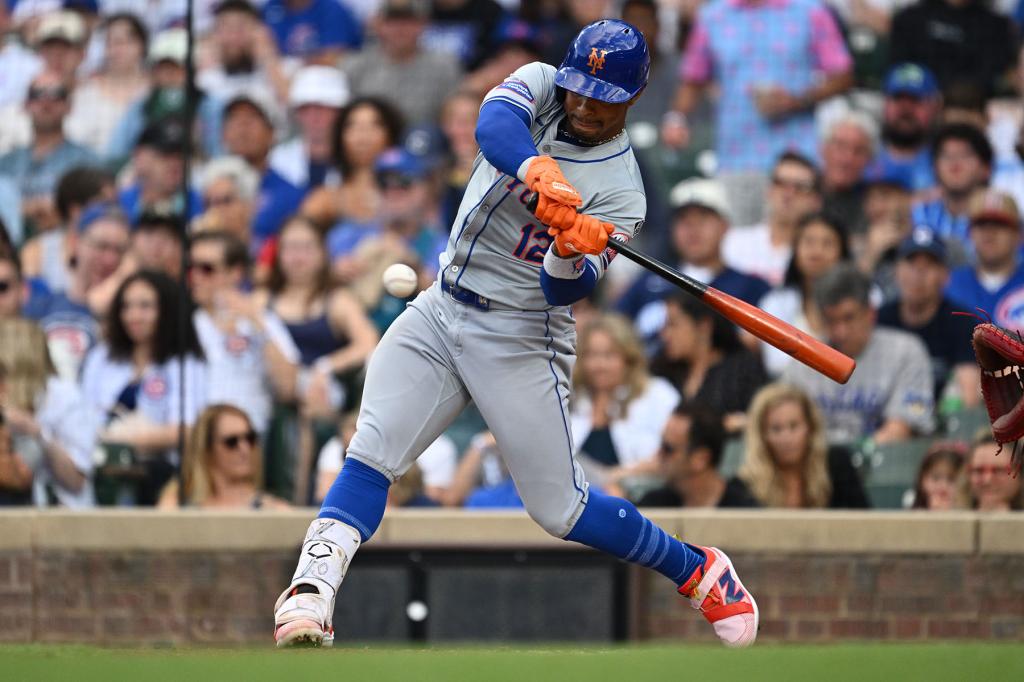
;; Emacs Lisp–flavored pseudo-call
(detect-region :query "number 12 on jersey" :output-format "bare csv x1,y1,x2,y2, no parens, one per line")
511,223,552,265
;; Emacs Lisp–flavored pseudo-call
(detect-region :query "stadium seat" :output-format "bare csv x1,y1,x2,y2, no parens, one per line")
941,406,990,443
718,437,745,478
857,438,931,509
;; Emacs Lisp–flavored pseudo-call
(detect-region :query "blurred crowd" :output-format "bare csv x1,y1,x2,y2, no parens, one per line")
0,0,1022,514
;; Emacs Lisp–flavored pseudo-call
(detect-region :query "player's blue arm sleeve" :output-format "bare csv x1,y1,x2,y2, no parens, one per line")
540,252,598,306
475,100,539,179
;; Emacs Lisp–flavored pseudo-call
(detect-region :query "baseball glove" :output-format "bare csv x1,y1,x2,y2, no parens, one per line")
972,322,1024,473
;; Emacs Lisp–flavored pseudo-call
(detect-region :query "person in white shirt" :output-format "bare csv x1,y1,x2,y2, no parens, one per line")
80,270,207,505
188,229,300,434
722,152,824,286
569,313,680,495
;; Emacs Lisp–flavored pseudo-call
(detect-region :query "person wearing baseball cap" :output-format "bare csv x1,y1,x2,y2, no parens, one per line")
33,10,86,83
878,228,980,406
865,63,941,193
341,0,461,128
117,118,203,224
616,177,769,350
201,1,289,109
268,66,349,191
947,190,1024,331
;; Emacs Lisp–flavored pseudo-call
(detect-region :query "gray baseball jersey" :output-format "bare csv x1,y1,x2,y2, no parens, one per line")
440,61,646,310
344,61,649,537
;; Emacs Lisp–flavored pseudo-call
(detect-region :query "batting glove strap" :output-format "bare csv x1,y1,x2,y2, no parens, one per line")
543,245,586,279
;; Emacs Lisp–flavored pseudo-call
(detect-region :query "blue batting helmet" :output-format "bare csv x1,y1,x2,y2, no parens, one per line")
554,19,650,104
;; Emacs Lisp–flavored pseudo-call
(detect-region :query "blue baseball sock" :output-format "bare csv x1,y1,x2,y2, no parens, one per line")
317,458,391,542
565,489,705,586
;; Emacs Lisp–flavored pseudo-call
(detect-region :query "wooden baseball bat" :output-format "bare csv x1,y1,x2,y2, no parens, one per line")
527,195,855,384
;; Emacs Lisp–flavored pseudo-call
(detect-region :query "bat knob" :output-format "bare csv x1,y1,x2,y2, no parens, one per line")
526,192,539,214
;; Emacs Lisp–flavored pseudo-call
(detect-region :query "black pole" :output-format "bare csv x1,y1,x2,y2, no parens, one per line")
177,0,197,507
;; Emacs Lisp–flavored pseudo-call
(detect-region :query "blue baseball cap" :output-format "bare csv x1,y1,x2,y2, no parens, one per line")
897,227,948,265
864,160,913,192
884,63,939,99
76,202,128,234
374,147,427,182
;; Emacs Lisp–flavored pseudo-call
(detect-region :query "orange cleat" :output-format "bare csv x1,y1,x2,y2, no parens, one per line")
677,545,759,647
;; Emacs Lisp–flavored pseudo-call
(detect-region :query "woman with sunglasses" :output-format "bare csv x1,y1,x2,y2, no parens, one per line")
80,270,206,505
158,404,288,509
967,430,1024,511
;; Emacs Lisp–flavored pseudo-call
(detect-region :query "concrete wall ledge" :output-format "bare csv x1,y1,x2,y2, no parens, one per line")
0,509,1020,554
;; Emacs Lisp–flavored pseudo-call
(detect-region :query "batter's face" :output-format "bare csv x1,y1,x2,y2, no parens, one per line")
562,90,639,144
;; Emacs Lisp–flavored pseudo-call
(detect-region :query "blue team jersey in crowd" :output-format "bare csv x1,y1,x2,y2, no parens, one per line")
946,263,1024,331
251,168,308,245
263,0,362,58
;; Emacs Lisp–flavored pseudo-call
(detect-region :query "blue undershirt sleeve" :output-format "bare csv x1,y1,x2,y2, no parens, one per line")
475,99,539,179
540,259,598,306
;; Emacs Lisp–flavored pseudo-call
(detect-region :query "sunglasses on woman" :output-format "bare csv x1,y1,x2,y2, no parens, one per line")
220,430,258,450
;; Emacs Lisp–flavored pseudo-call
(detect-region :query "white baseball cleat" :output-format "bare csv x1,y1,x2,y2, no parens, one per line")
273,518,361,648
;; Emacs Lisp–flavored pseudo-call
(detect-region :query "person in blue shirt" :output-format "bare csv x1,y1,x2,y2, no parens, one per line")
262,0,362,64
946,189,1024,331
221,92,308,250
615,178,769,352
117,118,204,224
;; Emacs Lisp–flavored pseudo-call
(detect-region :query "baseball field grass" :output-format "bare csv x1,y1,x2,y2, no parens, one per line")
5,642,1024,682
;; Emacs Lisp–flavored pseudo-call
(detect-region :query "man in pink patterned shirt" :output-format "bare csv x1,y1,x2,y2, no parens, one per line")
662,0,852,225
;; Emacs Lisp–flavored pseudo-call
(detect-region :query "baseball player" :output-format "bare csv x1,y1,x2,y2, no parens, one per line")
273,19,758,648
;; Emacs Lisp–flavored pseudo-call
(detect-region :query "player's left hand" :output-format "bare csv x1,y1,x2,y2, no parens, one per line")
533,194,578,232
548,214,613,256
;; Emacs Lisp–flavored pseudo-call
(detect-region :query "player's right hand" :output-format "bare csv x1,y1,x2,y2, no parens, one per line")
524,156,582,209
548,214,613,256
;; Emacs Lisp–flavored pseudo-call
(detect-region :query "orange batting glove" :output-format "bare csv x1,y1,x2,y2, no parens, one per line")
524,156,582,210
533,193,579,232
549,214,613,256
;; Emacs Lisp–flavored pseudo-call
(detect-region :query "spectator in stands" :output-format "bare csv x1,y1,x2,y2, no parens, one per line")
637,401,759,508
301,97,404,229
437,89,480,231
617,178,769,349
820,112,878,234
0,318,99,507
131,209,184,280
118,118,202,223
19,165,113,293
193,156,260,245
867,64,942,193
23,203,130,381
221,91,306,248
877,230,980,407
107,28,222,162
158,403,289,509
738,383,869,509
0,251,24,320
269,66,349,192
784,264,935,444
0,70,96,235
443,431,523,509
662,0,852,225
262,0,362,65
760,212,852,376
890,0,1016,98
569,314,680,493
722,152,823,286
80,270,206,505
65,13,148,156
911,123,993,250
255,216,378,416
423,0,507,70
189,230,299,435
199,0,290,104
968,431,1023,511
653,294,767,432
912,441,967,510
0,361,32,505
0,6,42,109
946,190,1024,331
32,11,87,85
618,0,673,128
856,164,915,297
344,0,461,128
459,16,542,96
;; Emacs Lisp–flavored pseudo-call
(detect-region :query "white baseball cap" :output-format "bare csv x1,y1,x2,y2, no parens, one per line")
289,66,350,109
149,28,188,65
34,10,86,46
669,177,733,223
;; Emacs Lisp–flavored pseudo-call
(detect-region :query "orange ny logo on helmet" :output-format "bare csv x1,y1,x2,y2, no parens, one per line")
587,47,608,75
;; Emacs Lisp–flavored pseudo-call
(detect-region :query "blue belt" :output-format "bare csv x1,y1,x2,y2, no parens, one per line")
441,279,490,311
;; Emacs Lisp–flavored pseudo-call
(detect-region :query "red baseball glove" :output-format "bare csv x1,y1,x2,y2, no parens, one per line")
972,322,1024,473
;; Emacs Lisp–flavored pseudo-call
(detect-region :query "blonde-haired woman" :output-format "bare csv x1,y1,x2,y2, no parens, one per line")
570,314,680,492
738,383,868,509
0,318,100,507
158,404,288,509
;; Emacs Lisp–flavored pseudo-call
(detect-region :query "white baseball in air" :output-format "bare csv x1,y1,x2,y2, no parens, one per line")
382,263,418,298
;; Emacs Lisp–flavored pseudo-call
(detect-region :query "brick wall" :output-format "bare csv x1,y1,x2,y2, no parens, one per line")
0,510,1021,645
